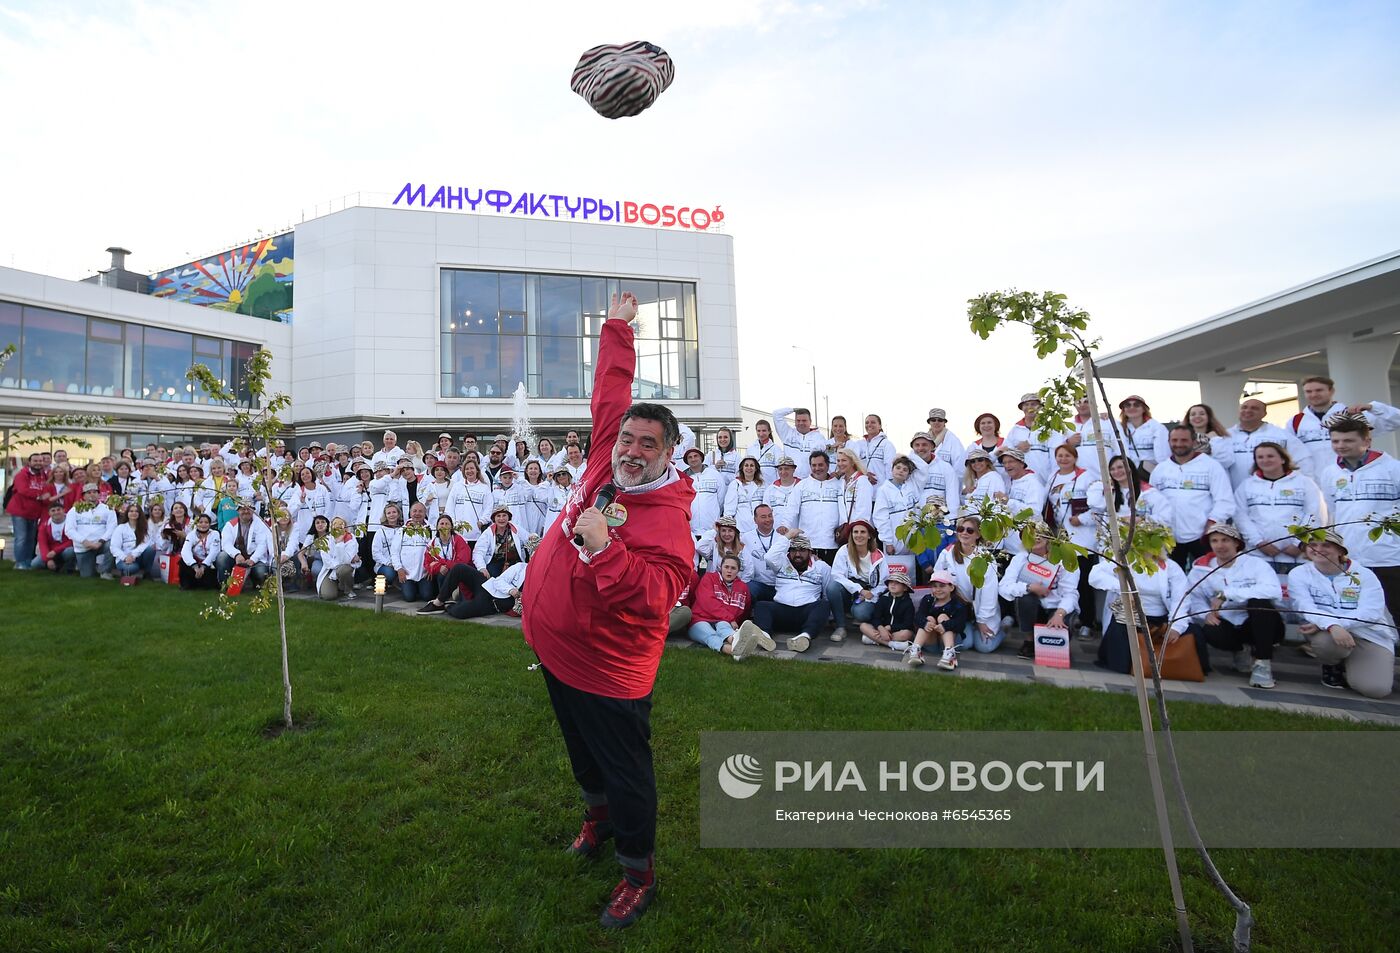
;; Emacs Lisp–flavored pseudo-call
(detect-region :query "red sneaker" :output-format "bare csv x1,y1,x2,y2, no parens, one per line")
599,875,656,929
567,818,613,858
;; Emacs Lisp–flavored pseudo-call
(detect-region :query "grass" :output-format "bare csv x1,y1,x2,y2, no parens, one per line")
1,564,1396,953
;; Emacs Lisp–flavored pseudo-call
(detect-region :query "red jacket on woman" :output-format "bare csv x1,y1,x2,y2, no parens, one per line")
687,572,752,626
423,532,473,595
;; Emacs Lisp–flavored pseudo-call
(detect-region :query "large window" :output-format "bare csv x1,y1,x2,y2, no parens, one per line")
0,300,259,405
440,269,700,400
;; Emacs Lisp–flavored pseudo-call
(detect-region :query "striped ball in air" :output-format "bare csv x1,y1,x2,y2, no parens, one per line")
571,41,675,119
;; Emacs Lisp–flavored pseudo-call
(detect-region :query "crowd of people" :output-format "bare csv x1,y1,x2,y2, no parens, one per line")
5,374,1397,698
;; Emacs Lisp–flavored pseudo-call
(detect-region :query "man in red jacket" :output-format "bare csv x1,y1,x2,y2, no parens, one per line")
6,452,53,570
523,291,695,930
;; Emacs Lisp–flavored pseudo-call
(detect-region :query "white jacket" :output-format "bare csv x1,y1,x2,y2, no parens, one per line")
762,479,803,521
446,480,494,540
317,534,361,590
723,479,767,536
783,476,843,549
1044,468,1104,550
181,528,222,567
1089,558,1189,635
482,560,529,599
65,504,117,546
772,408,828,479
368,475,410,531
337,479,375,530
1184,553,1283,627
693,530,756,582
1288,560,1396,650
372,525,402,568
708,447,741,495
220,518,273,564
1001,471,1051,553
1222,422,1309,487
1149,453,1236,543
289,484,332,539
873,478,921,553
1233,471,1325,565
764,533,832,608
1320,451,1400,568
131,475,174,513
829,545,889,598
391,524,433,581
1288,400,1400,478
473,524,531,572
110,524,155,563
927,430,964,469
1066,415,1113,480
909,453,962,515
370,446,405,470
1098,481,1176,530
999,552,1081,615
1120,418,1170,471
963,470,1005,514
684,466,725,534
741,529,781,586
1004,420,1067,480
745,439,784,484
851,433,896,483
932,547,1000,630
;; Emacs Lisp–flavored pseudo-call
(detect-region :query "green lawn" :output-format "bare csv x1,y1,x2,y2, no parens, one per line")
1,565,1395,953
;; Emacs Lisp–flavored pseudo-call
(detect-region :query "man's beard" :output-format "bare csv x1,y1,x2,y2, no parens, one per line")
612,447,669,488
789,555,811,571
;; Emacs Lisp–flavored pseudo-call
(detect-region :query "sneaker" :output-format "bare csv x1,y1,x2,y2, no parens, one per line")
417,601,446,614
830,626,847,643
736,620,776,653
860,635,876,645
888,640,910,652
344,590,356,600
1321,664,1349,691
1232,649,1253,674
1249,659,1275,689
599,875,657,929
1076,625,1096,641
1017,638,1034,659
937,647,958,671
788,633,811,653
903,646,923,667
99,570,117,581
731,624,761,659
567,818,614,859
1001,614,1016,631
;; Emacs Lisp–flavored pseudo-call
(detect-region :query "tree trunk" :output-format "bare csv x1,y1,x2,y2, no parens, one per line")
1081,353,1194,952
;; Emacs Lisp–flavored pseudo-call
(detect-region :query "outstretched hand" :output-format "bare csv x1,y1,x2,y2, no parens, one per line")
609,291,639,323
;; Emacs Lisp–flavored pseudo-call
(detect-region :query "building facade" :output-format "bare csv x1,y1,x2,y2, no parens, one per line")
0,205,742,472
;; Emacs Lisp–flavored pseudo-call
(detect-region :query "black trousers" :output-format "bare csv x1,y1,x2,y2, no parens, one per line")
1369,565,1400,629
1012,594,1051,634
1198,599,1286,662
753,599,829,636
179,561,219,590
434,563,478,602
445,565,515,619
356,532,376,582
541,666,655,863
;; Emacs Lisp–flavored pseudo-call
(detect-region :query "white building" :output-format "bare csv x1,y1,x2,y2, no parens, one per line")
0,205,742,468
1098,249,1400,452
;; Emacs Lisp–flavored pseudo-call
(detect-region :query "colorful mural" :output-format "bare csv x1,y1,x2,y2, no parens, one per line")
149,232,294,323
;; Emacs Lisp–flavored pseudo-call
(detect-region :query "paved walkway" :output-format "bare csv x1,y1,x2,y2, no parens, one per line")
288,587,1400,726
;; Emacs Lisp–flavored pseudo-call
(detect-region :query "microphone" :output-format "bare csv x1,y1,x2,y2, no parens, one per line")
574,483,618,546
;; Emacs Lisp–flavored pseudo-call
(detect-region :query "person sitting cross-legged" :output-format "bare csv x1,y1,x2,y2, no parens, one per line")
858,568,918,649
747,529,831,653
904,570,974,670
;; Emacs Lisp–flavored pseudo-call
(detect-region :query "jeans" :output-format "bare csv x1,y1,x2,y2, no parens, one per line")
400,576,432,602
74,542,113,578
747,580,776,603
753,599,829,637
374,562,396,585
958,618,1005,653
215,553,271,589
30,549,76,573
688,620,736,651
114,548,156,578
10,516,38,568
541,665,656,865
825,578,876,629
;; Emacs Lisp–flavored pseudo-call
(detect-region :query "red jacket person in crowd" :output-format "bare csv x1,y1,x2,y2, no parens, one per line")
522,290,695,929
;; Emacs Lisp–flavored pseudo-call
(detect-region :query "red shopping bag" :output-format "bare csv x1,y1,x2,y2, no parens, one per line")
226,564,249,596
157,554,180,586
1033,624,1071,669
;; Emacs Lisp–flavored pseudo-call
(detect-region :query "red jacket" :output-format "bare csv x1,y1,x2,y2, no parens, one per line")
37,517,73,560
6,467,51,521
423,532,472,576
687,573,752,625
48,481,83,512
523,319,697,699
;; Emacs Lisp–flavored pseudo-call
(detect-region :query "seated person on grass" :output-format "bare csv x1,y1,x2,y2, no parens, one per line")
859,567,918,650
904,570,973,671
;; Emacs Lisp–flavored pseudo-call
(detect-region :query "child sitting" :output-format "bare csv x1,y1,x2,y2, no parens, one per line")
860,568,918,649
905,570,973,670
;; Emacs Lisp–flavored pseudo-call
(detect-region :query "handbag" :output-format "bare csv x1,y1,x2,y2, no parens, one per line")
1136,622,1205,682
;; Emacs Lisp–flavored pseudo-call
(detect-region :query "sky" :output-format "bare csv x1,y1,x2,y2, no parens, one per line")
2,0,1398,445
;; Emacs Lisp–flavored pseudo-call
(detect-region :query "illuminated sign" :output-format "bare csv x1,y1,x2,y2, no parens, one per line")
392,183,724,231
